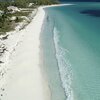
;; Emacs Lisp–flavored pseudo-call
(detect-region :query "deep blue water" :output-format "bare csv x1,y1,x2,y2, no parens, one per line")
41,2,100,100
60,0,100,2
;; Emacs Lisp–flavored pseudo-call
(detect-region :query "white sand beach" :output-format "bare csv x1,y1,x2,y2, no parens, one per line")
1,7,50,100
0,4,72,100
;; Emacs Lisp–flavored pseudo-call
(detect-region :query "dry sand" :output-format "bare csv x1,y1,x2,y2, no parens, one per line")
2,7,50,100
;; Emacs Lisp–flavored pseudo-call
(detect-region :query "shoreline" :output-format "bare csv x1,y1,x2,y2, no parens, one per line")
0,4,72,100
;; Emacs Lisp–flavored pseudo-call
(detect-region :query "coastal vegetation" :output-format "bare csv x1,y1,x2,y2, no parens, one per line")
0,0,59,34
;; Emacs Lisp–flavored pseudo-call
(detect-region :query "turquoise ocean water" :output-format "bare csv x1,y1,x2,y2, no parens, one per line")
40,3,100,100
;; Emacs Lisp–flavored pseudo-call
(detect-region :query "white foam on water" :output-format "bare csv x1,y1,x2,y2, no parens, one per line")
53,27,74,100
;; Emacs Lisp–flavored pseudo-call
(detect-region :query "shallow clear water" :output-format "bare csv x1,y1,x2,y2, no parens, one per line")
40,2,100,100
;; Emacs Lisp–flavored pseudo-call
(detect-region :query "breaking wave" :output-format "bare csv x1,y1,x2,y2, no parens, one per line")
53,27,74,100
